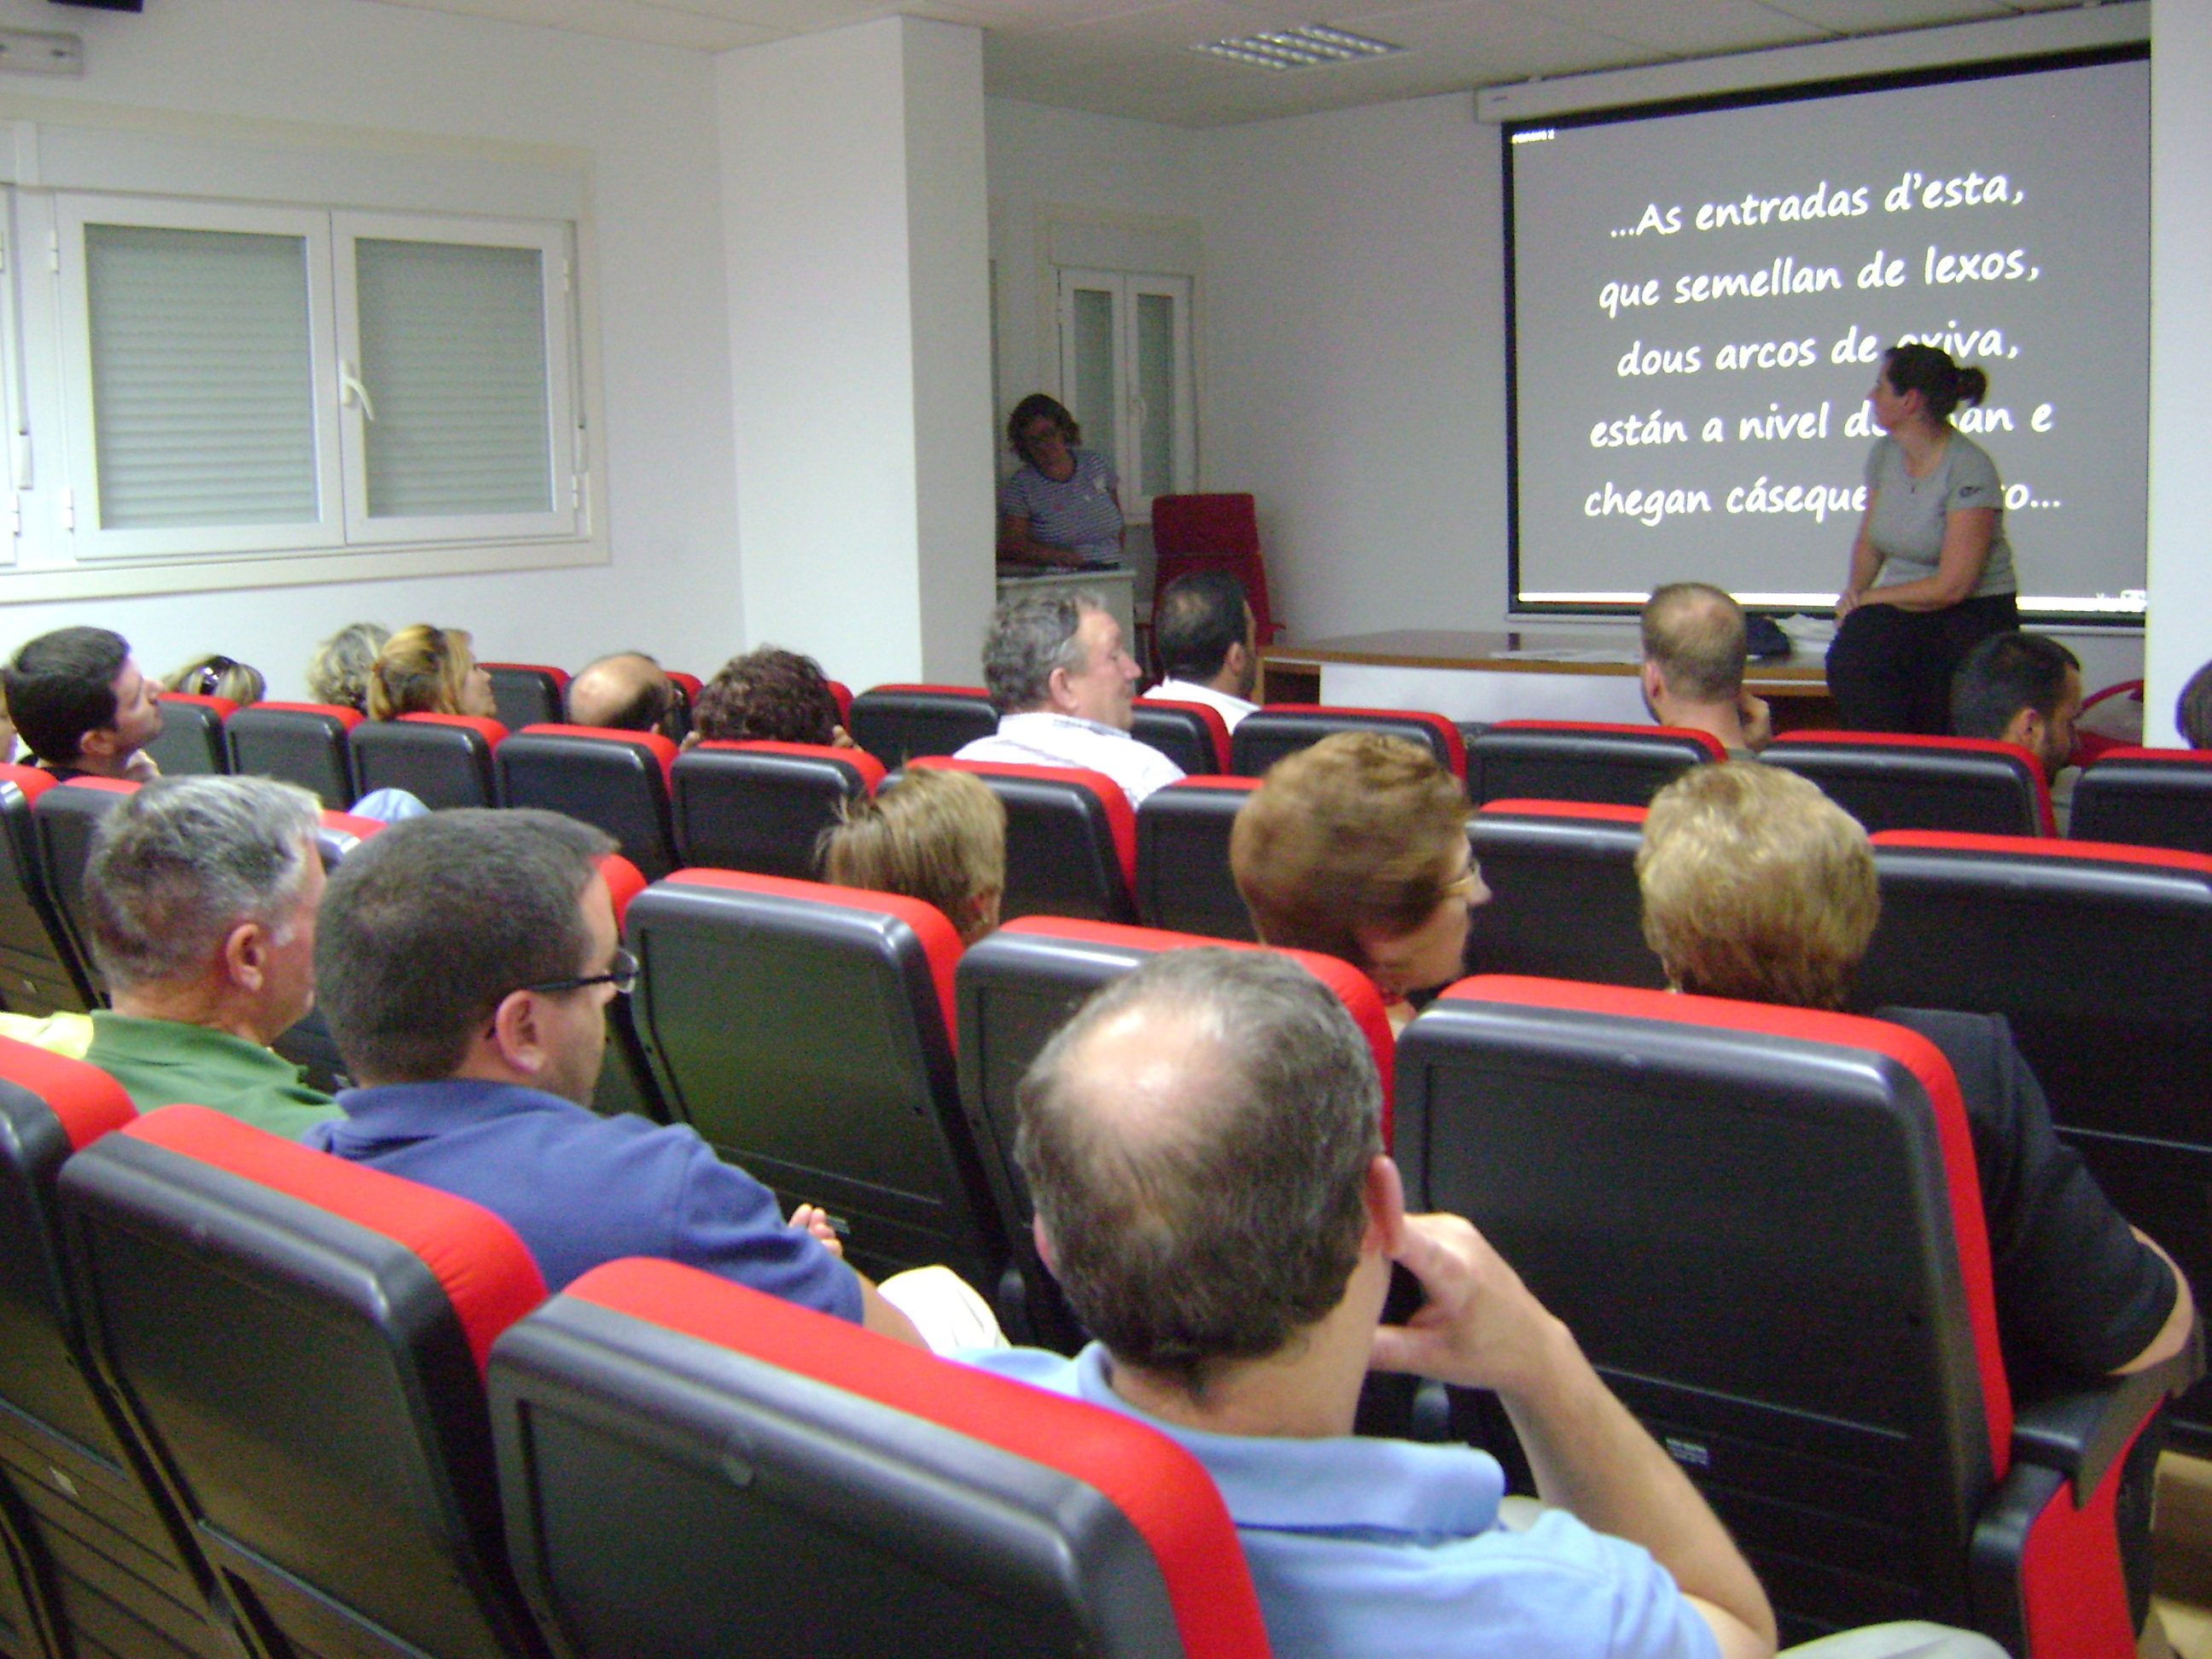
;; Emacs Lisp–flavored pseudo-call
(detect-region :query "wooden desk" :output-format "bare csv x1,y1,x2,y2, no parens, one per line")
1261,630,1835,730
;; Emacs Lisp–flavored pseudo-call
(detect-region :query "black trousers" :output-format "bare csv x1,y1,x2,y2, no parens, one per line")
1825,591,2019,735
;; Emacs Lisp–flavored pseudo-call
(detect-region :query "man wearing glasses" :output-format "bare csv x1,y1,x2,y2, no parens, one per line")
306,808,924,1348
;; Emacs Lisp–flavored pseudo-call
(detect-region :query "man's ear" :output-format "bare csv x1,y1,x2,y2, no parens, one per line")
220,921,271,994
1031,1214,1057,1272
76,725,119,761
1639,660,1668,708
1044,666,1079,714
2000,707,2040,753
487,989,554,1079
1362,1155,1407,1256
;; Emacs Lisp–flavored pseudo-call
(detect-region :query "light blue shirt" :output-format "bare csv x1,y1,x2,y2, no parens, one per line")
961,1345,1715,1659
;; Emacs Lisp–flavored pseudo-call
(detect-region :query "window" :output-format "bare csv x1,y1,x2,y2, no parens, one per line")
1055,267,1195,519
51,194,580,564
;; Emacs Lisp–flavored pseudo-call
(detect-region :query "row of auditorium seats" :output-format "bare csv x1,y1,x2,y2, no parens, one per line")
0,932,2183,1655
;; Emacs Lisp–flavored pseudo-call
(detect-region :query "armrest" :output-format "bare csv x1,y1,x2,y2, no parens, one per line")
2011,1330,2203,1506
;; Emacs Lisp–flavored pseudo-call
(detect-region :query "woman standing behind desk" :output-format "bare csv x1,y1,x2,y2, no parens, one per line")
997,393,1124,569
1827,344,2017,733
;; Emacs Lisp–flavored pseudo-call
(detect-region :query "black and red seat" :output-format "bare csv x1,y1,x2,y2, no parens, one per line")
224,701,363,811
0,765,93,1016
1230,704,1465,782
1762,730,2052,836
145,693,235,777
1464,799,1663,988
624,869,1002,1292
496,724,680,881
1396,975,2196,1651
59,1103,553,1659
846,684,998,770
670,739,885,879
480,662,569,733
909,756,1138,925
1130,698,1231,776
351,712,508,810
2071,747,2212,856
1466,720,1722,808
1134,775,1259,941
31,777,138,1003
487,1256,1269,1658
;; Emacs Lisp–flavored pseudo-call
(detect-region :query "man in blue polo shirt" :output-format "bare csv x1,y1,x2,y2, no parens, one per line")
306,808,922,1347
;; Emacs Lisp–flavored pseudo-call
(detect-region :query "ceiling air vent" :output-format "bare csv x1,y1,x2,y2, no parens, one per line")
1190,25,1406,71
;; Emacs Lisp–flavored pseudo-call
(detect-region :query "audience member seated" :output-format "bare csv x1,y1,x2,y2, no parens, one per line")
2179,657,2212,750
963,948,1778,1659
1231,731,1484,1031
1143,569,1261,731
1640,582,1771,756
1948,632,2083,831
957,593,1183,806
366,623,499,722
305,621,391,713
162,653,265,706
1637,762,2192,1396
80,776,339,1138
820,766,1006,946
3,626,165,783
689,645,853,748
0,678,14,764
566,650,680,738
306,807,924,1345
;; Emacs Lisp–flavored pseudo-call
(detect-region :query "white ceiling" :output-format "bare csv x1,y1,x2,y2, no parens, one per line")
354,0,2087,125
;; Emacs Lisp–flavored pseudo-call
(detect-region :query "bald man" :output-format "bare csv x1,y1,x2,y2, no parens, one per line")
565,652,677,738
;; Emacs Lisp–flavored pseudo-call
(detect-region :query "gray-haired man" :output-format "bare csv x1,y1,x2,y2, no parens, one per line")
81,775,338,1138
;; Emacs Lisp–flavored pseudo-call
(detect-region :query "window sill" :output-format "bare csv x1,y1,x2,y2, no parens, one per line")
0,533,608,603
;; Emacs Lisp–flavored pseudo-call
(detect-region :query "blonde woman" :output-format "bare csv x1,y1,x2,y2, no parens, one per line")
819,767,1005,946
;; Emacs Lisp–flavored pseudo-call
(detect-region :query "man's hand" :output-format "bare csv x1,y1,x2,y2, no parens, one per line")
1370,1213,1569,1398
789,1202,844,1259
1738,691,1773,754
123,750,161,783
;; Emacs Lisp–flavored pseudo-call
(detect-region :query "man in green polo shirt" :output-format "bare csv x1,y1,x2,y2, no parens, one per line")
81,775,340,1139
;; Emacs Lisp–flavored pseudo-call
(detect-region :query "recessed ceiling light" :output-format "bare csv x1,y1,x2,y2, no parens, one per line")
1190,24,1406,72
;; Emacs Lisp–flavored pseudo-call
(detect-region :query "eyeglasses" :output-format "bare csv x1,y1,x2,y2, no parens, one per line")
191,655,236,695
1441,869,1483,903
521,946,639,998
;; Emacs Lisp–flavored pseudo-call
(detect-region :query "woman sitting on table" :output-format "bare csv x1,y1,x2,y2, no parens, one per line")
1826,343,2017,734
1231,731,1487,1033
998,393,1124,569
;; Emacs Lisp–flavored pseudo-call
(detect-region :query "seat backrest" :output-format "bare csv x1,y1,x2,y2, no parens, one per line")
350,713,506,810
488,1257,1269,1659
0,1039,244,1659
957,916,1392,1350
663,671,703,742
1131,700,1231,775
225,701,363,810
59,1103,551,1659
910,757,1136,924
1134,776,1259,941
670,741,885,878
0,765,93,1016
146,694,235,777
1763,730,2052,836
1230,705,1465,781
1465,800,1664,988
1150,492,1275,643
847,684,998,770
496,725,680,881
31,778,137,1000
481,663,568,733
2071,748,2212,856
1467,720,1721,807
1861,828,2212,1441
625,869,1001,1289
1396,975,2007,1638
314,808,387,868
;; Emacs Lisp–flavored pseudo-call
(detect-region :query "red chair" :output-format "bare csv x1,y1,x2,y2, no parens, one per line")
488,1258,1269,1657
1763,729,2052,836
670,739,885,879
350,711,507,810
1134,775,1260,941
911,756,1136,925
1151,492,1278,644
30,777,138,1001
1132,697,1231,774
1398,975,2197,1651
1231,705,1465,782
0,764,94,1014
480,662,569,733
1466,799,1662,988
60,1103,553,1659
2071,747,2212,856
1467,721,1721,808
846,684,998,770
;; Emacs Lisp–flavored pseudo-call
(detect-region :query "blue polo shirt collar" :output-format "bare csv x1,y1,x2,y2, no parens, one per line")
331,1078,579,1144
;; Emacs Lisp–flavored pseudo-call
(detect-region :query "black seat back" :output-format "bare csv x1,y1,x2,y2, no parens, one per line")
350,713,504,810
144,696,233,777
1133,777,1258,940
626,870,1002,1290
2072,748,2212,856
225,702,361,811
31,779,136,1002
1465,800,1664,987
670,742,884,878
847,685,998,770
480,664,568,734
1231,705,1465,781
1467,721,1720,807
495,725,679,881
1763,731,2050,836
1130,701,1229,776
0,767,92,1016
905,759,1136,924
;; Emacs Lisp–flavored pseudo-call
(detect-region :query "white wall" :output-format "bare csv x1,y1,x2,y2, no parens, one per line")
2143,0,2212,744
0,0,740,696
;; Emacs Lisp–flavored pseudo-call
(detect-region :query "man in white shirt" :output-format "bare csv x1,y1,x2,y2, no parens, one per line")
1142,569,1260,731
957,592,1184,806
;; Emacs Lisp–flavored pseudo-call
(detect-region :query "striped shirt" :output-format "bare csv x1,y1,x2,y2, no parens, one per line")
999,449,1123,564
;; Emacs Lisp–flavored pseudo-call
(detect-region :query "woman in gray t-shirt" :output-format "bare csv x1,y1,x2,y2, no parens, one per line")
1825,344,2019,734
997,393,1125,569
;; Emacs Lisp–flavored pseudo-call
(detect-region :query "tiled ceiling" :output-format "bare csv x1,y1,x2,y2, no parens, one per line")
355,0,2087,125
